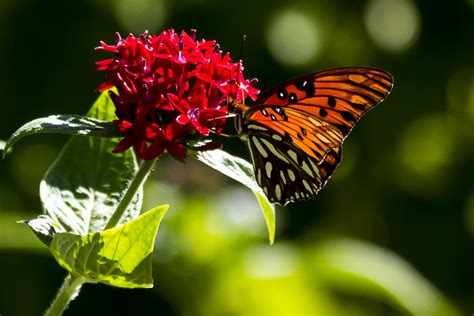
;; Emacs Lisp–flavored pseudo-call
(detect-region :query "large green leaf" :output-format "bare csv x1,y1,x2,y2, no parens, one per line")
192,149,276,244
0,140,5,151
24,91,142,243
50,205,168,289
2,115,120,158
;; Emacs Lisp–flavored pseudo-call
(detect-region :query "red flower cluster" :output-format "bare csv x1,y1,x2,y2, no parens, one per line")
96,29,259,160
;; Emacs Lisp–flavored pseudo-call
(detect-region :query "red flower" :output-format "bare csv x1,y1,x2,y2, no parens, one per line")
96,29,259,160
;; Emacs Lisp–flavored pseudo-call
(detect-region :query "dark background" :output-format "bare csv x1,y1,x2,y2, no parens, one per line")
0,0,472,315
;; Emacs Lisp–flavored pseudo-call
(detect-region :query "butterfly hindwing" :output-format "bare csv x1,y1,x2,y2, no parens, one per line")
246,124,343,205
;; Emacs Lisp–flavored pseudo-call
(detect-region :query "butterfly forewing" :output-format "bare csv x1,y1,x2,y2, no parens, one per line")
253,67,393,137
238,67,394,205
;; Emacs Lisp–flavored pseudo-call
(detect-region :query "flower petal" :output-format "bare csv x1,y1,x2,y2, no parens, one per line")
113,135,136,153
141,141,166,160
166,141,186,158
166,119,190,140
167,93,191,114
176,113,190,125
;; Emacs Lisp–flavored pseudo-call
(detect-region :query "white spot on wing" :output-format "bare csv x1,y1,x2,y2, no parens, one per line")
257,167,262,185
288,169,296,182
287,150,298,163
309,159,320,177
280,170,287,185
275,184,281,201
248,124,268,131
302,161,313,177
302,179,312,192
272,134,283,141
265,161,273,178
252,137,268,158
260,138,289,163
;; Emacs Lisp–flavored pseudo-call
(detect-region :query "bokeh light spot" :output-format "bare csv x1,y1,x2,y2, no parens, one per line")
244,244,299,278
114,0,167,33
265,9,322,66
364,0,421,52
398,115,455,176
468,0,474,10
205,187,265,238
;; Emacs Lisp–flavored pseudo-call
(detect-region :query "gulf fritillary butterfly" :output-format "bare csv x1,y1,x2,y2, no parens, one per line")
229,67,394,205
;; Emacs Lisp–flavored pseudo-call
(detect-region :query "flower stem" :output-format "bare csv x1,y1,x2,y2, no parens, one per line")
45,275,85,316
105,158,157,229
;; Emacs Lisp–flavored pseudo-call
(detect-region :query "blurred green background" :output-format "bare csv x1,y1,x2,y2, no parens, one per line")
0,0,473,315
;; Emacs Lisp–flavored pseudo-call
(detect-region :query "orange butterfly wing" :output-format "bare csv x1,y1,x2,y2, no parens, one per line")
240,67,394,205
245,67,393,162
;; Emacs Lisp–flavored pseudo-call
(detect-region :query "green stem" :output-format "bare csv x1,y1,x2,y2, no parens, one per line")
45,275,85,316
105,158,157,229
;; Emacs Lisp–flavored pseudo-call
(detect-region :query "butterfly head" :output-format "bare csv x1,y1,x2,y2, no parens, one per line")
226,95,248,115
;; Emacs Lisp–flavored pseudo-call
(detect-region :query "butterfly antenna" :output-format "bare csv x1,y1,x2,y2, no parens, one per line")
207,113,240,138
207,113,237,121
236,35,247,104
211,130,240,138
239,35,247,61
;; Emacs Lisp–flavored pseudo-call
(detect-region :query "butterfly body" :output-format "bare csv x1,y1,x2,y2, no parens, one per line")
231,67,394,205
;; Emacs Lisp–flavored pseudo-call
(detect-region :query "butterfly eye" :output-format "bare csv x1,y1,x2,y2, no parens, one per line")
226,98,236,112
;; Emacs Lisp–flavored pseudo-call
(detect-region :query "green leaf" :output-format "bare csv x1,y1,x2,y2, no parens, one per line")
24,91,142,242
310,238,461,316
253,192,276,244
192,149,276,244
50,205,168,289
0,140,5,151
2,114,121,158
20,215,62,246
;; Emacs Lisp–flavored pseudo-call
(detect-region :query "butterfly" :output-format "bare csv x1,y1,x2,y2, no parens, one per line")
228,67,394,206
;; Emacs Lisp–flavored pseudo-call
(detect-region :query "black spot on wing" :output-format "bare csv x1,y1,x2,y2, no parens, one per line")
349,100,366,111
340,110,356,122
296,79,316,97
278,89,288,100
335,124,350,135
328,96,336,107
